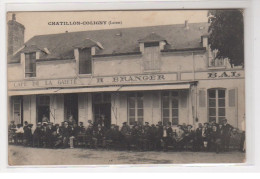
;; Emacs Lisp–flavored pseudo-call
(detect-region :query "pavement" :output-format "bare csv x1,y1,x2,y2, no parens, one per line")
8,145,246,166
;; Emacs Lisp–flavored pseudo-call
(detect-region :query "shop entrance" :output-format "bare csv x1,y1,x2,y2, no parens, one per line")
64,93,78,123
37,95,50,123
93,93,111,129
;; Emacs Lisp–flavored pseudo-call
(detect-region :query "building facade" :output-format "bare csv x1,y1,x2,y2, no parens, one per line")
7,17,245,130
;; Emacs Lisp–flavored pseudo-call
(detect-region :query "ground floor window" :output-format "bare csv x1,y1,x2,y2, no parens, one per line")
162,91,179,125
128,92,144,125
12,96,23,124
208,88,226,123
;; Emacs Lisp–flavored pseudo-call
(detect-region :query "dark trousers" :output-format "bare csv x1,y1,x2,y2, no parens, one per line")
221,135,230,151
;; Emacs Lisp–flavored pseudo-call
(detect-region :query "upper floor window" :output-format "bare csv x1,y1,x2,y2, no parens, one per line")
143,42,161,72
79,48,92,74
25,52,36,77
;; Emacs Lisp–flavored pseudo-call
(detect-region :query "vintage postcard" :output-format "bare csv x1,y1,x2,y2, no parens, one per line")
7,10,245,165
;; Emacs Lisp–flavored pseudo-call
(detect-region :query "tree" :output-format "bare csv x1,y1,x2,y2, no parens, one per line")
208,10,244,66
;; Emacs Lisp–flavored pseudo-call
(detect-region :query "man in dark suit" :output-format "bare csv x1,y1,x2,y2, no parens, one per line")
221,119,233,152
194,123,203,151
155,121,163,150
62,121,71,148
33,122,43,147
162,122,173,151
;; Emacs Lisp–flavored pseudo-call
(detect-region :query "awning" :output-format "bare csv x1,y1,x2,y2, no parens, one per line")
8,83,191,96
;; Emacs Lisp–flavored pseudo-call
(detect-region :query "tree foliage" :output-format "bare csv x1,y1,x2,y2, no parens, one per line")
208,10,244,66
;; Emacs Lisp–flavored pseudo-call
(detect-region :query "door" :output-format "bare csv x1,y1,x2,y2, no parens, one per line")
64,93,78,123
37,95,50,123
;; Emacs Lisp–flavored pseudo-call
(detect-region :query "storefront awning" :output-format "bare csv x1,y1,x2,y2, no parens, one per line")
8,83,191,96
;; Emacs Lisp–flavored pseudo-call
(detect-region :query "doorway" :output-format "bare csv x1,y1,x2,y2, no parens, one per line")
37,95,50,123
93,93,111,129
64,93,78,123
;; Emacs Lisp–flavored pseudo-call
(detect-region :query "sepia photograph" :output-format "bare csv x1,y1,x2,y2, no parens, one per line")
7,10,245,166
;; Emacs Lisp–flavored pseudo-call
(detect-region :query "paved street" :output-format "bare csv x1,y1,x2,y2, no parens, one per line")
8,145,245,165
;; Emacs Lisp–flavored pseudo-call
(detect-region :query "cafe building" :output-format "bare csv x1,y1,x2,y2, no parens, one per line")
7,16,245,130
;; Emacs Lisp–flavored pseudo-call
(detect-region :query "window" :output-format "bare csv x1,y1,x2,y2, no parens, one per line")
208,89,226,123
79,48,92,74
128,93,143,125
25,52,36,77
162,91,179,125
143,43,160,71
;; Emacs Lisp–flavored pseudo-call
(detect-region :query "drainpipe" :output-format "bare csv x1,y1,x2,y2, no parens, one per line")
192,52,198,124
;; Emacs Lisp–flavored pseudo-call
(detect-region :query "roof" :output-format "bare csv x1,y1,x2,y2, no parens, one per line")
9,22,209,63
73,38,101,49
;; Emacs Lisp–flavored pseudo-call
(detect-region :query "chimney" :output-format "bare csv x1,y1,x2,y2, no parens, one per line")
7,13,25,56
184,20,189,30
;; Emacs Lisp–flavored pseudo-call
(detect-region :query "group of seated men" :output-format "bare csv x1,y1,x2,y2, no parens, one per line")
8,118,245,153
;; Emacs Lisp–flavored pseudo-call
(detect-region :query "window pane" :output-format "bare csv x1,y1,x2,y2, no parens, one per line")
137,93,143,98
137,98,143,108
129,109,135,117
172,91,178,97
218,108,225,116
209,117,216,123
218,99,225,107
218,90,225,98
209,99,216,107
172,109,178,117
209,90,216,98
128,98,135,107
162,91,169,97
162,109,169,117
172,118,178,125
137,109,143,116
209,108,216,116
162,97,169,107
172,98,178,108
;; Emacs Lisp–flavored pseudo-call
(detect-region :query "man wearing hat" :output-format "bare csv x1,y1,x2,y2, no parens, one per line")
85,121,94,148
23,121,31,146
175,124,185,151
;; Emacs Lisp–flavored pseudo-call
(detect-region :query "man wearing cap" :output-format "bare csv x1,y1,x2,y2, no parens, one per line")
222,119,233,152
45,123,55,148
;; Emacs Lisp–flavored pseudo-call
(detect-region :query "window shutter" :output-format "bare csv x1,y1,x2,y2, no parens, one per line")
199,89,206,107
229,89,236,107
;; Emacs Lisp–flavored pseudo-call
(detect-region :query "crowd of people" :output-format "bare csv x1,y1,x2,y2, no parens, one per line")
8,117,245,153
